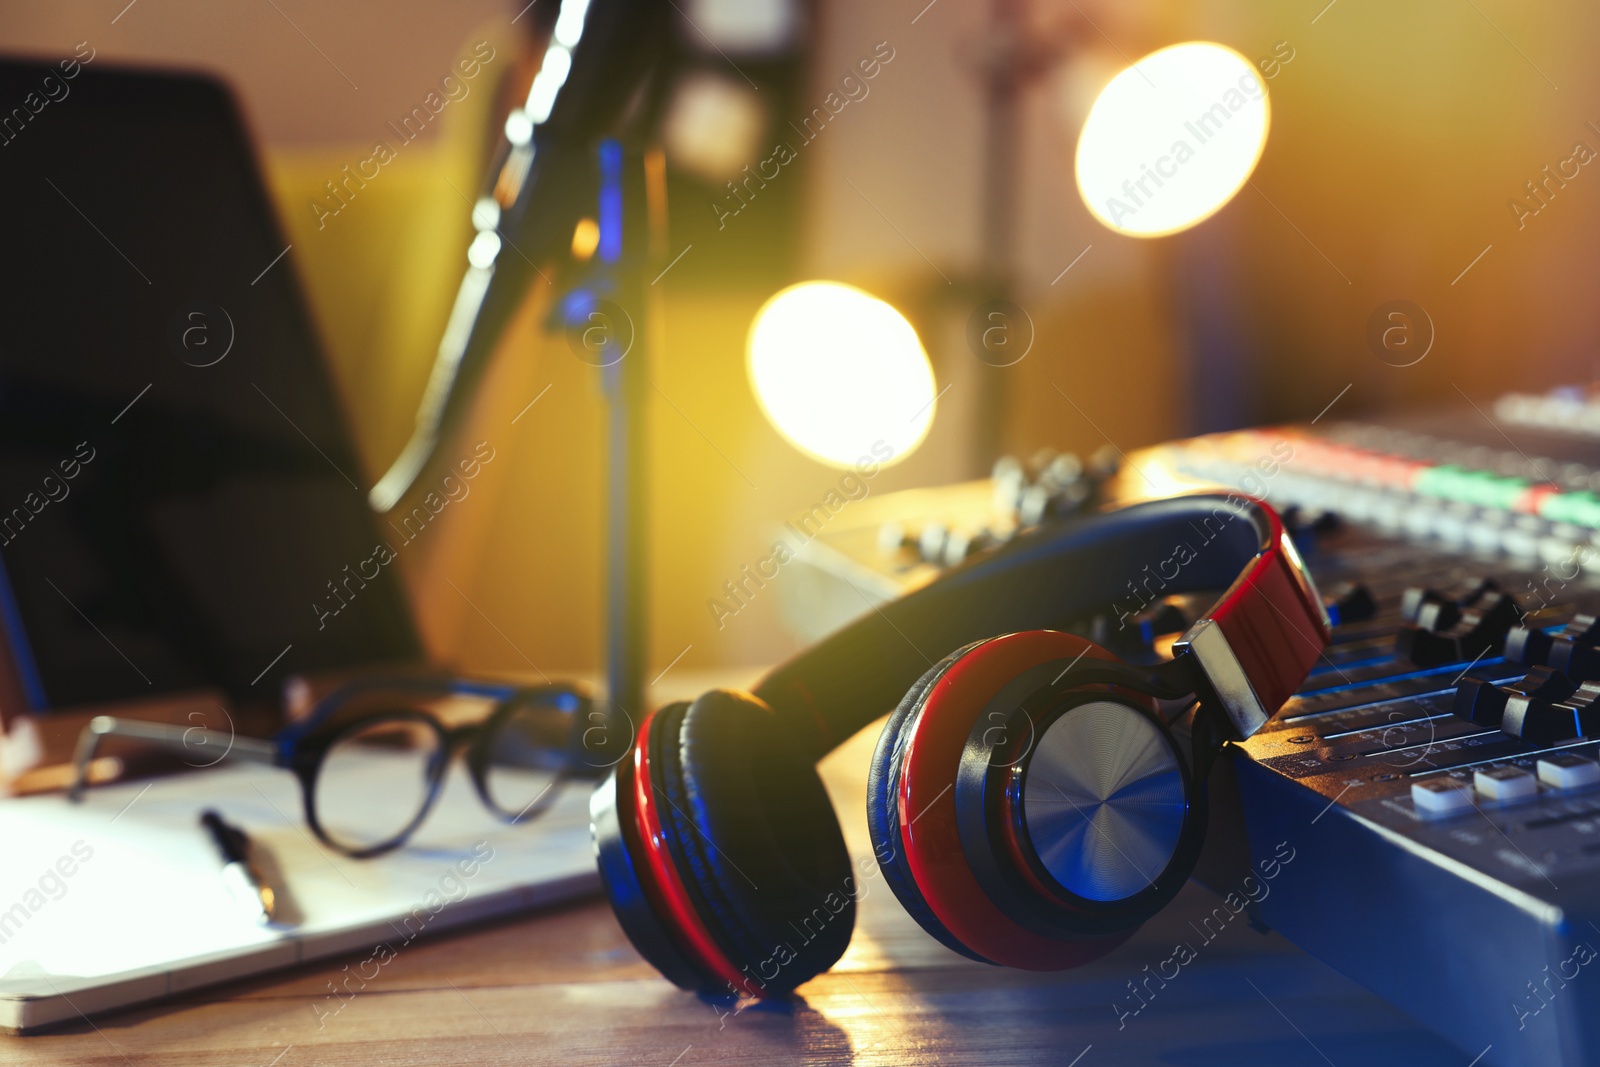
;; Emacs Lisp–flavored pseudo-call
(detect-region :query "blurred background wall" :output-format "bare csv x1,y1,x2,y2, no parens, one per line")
4,0,1599,682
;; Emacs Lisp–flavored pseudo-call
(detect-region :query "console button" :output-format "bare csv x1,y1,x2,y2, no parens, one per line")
1412,777,1476,816
1474,765,1540,803
1536,753,1600,791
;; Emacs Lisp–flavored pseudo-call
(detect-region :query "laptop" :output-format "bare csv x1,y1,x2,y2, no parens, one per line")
0,57,598,1030
0,56,419,713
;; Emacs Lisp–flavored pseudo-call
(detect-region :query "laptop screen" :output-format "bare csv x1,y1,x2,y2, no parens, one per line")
0,57,420,710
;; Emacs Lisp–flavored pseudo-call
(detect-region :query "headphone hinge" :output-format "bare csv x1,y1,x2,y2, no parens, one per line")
1171,617,1272,739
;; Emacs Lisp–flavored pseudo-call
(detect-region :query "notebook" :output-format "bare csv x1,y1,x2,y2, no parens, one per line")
0,759,598,1032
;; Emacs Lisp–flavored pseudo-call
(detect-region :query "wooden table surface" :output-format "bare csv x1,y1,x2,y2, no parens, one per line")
7,697,1470,1067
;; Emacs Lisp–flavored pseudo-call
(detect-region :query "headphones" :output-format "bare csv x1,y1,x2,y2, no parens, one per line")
590,494,1329,996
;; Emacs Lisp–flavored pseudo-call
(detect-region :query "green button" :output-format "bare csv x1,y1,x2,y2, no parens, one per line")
1473,474,1529,510
1413,465,1466,500
1543,491,1600,528
1414,465,1528,509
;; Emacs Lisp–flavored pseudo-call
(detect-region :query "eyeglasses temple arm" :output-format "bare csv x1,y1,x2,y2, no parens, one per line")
67,715,281,802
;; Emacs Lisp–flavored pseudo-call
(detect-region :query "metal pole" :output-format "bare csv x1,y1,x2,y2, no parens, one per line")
974,0,1024,472
599,142,661,738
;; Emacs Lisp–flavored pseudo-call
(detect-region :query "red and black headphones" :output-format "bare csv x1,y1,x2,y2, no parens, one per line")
590,494,1329,996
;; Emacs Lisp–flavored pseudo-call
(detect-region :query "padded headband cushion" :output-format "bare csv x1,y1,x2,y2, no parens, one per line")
757,494,1272,756
664,689,855,993
865,642,992,964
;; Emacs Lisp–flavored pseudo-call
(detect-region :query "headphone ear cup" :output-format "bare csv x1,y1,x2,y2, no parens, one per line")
590,703,711,992
667,689,856,994
872,630,1161,970
866,642,993,964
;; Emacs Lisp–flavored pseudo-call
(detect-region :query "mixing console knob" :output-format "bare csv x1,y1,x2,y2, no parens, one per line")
941,529,997,567
1037,452,1084,490
1452,677,1502,727
991,455,1024,483
1400,578,1498,625
1503,623,1553,667
1396,584,1521,667
878,521,913,558
1414,598,1463,633
1281,504,1342,538
992,457,1026,514
1549,614,1600,677
1086,444,1120,480
1099,602,1188,656
1017,485,1051,527
1502,678,1600,746
1503,614,1600,679
991,448,1113,531
1453,666,1573,728
1324,582,1376,626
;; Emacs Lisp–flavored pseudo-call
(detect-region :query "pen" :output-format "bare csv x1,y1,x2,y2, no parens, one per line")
200,809,277,926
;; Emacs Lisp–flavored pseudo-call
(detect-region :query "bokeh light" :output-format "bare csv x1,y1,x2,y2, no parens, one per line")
747,281,935,468
1075,41,1269,237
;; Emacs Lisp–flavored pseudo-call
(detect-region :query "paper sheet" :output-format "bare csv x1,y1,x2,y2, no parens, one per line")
0,758,597,1029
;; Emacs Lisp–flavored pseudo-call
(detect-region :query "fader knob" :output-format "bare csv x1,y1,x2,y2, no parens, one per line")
1324,582,1376,626
1503,614,1600,679
1503,624,1553,667
1548,614,1600,678
1400,578,1498,624
1453,666,1573,729
1502,679,1600,746
1397,589,1521,667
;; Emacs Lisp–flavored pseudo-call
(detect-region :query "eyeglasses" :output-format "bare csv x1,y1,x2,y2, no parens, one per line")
68,677,593,858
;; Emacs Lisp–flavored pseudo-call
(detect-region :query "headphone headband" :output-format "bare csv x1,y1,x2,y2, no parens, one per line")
1173,501,1330,735
754,493,1329,754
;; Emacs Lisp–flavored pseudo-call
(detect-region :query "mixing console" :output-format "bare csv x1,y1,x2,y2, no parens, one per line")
782,388,1600,1067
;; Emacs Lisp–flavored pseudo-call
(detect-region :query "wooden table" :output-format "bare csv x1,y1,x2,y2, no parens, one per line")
7,709,1469,1066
